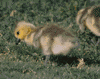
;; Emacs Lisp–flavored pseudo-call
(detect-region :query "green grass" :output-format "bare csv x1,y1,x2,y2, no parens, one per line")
0,0,100,79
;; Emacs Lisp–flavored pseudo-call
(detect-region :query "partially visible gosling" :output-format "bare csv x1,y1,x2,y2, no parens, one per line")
76,5,100,46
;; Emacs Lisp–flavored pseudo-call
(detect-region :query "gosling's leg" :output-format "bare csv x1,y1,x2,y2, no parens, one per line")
91,38,100,46
95,38,100,46
44,55,50,66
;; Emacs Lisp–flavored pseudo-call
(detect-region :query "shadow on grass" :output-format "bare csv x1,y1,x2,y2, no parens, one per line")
42,55,79,66
42,54,100,67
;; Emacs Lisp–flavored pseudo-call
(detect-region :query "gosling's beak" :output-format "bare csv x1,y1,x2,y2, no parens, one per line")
16,39,21,45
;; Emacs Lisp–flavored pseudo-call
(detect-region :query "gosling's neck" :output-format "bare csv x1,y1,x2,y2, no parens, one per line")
24,31,35,46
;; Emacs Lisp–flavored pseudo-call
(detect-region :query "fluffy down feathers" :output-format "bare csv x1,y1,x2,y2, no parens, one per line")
76,5,100,36
14,21,80,65
76,5,100,45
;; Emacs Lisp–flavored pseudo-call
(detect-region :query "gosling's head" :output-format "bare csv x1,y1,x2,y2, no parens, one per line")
14,21,36,45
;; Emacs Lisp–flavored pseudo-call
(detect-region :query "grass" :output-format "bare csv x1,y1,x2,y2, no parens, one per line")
0,0,100,79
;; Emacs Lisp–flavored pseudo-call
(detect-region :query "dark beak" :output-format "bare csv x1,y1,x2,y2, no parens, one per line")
16,39,21,45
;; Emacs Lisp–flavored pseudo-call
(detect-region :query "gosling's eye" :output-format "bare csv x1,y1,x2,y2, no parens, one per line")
17,31,19,35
